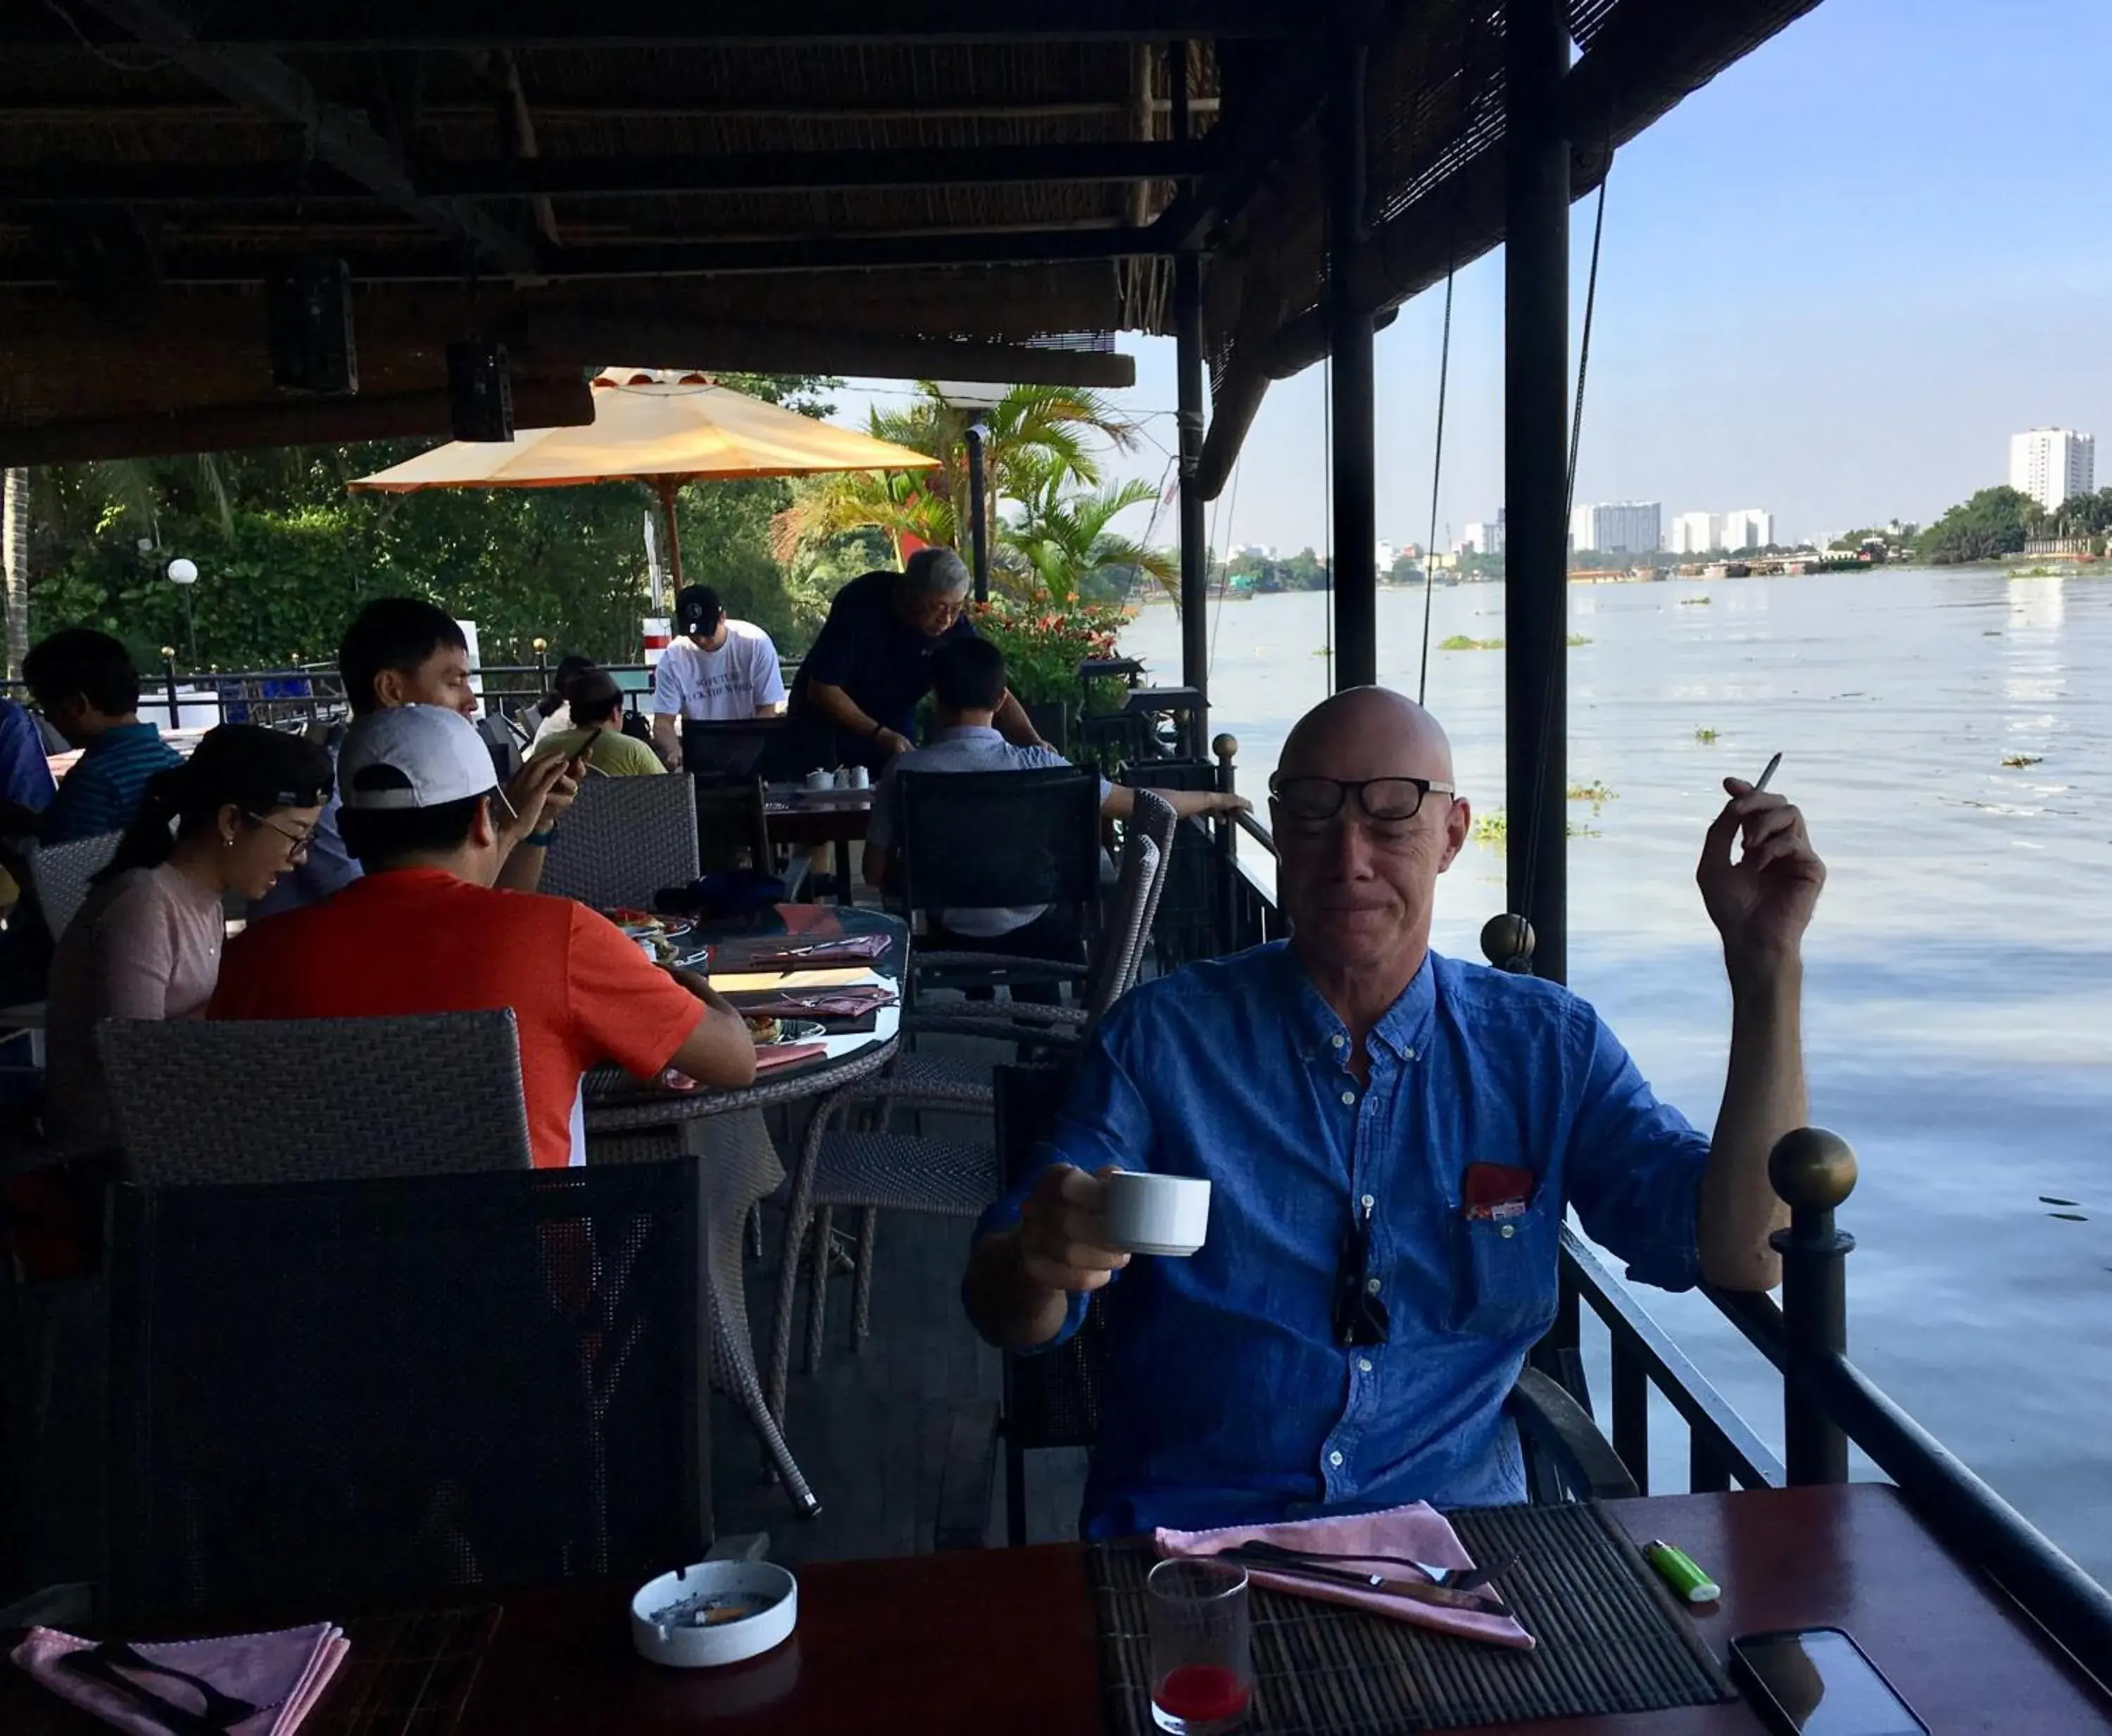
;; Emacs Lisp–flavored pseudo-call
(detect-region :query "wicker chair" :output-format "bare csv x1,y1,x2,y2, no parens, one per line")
586,1114,822,1518
537,772,700,910
106,1159,709,1619
23,831,124,942
97,1010,532,1183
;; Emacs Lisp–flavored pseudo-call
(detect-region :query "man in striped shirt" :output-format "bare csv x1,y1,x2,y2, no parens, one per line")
22,629,182,845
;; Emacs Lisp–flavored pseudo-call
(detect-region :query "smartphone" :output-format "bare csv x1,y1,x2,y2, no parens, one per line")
570,727,606,777
1730,1628,1928,1736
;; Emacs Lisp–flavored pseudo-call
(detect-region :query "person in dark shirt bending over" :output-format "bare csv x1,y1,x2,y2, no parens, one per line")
788,547,1045,767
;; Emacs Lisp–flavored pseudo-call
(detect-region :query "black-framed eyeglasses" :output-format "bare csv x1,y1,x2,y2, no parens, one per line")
1269,774,1457,824
245,812,315,862
1331,1197,1391,1348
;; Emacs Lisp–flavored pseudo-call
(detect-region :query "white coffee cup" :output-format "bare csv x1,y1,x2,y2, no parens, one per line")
1102,1170,1211,1257
803,767,831,790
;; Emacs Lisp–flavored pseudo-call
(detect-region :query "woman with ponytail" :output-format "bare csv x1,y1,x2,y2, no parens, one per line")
44,724,333,1151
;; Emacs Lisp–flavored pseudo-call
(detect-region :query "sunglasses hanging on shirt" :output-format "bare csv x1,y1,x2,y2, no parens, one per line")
1331,1197,1392,1348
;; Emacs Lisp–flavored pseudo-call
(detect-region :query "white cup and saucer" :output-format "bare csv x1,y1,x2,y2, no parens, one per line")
1102,1171,1212,1257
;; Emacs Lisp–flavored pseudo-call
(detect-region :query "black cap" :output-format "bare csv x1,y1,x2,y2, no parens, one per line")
676,585,724,635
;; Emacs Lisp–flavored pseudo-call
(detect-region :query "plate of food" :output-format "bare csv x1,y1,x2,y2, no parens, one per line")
743,1015,827,1047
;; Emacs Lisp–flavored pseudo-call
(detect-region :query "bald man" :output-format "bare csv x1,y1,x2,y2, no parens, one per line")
964,685,1823,1536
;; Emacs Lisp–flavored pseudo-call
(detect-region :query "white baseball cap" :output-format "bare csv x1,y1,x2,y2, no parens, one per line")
339,704,498,810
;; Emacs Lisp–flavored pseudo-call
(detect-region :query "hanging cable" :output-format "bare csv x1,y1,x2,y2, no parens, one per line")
1322,353,1334,674
1209,453,1243,674
1416,263,1457,705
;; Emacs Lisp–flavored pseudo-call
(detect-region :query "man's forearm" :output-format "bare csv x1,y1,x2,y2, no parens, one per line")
964,1228,1073,1349
807,680,879,739
1699,956,1806,1290
992,690,1044,748
650,715,682,769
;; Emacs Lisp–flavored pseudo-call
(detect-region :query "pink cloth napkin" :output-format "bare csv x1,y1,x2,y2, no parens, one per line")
743,934,889,967
752,1041,830,1072
733,986,898,1019
11,1623,348,1736
1155,1502,1535,1651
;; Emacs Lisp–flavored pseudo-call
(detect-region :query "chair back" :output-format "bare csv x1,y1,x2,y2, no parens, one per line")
98,1010,533,1183
893,767,1102,919
25,831,123,941
538,772,700,909
1081,787,1177,1025
106,1158,708,1619
995,1062,1105,1457
475,715,522,786
1120,762,1221,971
693,774,774,874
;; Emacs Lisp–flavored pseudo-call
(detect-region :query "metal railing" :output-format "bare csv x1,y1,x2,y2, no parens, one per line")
1195,733,2112,1690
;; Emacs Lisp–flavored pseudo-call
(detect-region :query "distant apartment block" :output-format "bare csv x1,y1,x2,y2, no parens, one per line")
1670,507,1775,553
2009,428,2094,512
1568,501,1661,555
1457,515,1506,557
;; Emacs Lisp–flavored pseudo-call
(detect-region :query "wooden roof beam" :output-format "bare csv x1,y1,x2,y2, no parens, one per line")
11,0,1304,49
70,0,540,277
0,142,1220,206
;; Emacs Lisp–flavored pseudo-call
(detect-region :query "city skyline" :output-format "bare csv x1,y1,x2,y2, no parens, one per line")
832,2,2112,558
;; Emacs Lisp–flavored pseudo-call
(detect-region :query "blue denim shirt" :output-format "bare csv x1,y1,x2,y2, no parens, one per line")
978,941,1711,1538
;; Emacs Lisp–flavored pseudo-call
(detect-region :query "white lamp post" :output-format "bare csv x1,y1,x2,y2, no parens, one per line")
932,381,1005,603
166,555,199,666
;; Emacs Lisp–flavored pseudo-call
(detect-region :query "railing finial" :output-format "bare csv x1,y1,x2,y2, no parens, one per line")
1480,912,1535,974
1212,732,1238,765
1768,1126,1857,1212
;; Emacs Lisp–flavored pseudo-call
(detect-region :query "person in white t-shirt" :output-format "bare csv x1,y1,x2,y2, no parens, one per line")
650,584,788,769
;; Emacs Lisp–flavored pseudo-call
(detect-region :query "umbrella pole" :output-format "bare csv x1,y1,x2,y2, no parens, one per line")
658,477,685,587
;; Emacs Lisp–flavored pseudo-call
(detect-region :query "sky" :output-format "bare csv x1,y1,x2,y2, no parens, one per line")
831,0,2112,555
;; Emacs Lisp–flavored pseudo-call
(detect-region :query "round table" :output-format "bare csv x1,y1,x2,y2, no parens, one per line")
582,906,907,1522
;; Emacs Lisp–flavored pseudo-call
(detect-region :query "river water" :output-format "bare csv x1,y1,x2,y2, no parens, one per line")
1118,567,2112,1578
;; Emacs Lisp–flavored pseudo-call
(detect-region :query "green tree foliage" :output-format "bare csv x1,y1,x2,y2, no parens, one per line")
1915,486,2043,565
22,372,836,672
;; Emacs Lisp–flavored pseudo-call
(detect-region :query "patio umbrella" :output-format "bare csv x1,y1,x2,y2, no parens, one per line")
347,368,940,585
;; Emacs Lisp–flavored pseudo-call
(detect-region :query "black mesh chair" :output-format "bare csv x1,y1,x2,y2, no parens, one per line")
891,766,1104,999
106,1159,709,1620
537,774,700,910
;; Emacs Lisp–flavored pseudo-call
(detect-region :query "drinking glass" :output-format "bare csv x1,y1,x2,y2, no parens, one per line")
1145,1558,1252,1735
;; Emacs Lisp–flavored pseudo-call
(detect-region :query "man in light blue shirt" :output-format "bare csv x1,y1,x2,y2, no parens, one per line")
963,685,1825,1537
863,637,1247,977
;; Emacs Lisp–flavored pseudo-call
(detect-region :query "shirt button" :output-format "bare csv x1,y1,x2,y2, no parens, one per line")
1328,1450,1345,1468
1404,1048,1416,1061
1340,1090,1355,1106
1331,1033,1345,1050
1500,1223,1516,1239
1365,1277,1382,1295
1360,1193,1374,1210
1357,1357,1374,1374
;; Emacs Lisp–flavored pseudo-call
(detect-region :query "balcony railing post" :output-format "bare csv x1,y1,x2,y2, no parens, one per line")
1771,1126,1858,1485
160,646,180,729
1212,733,1238,955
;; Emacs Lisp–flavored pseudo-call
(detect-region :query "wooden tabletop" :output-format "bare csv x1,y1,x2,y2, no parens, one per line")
11,1486,2108,1736
462,1486,2112,1736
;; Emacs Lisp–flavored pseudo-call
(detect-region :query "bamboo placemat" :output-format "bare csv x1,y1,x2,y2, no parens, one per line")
1091,1504,1735,1735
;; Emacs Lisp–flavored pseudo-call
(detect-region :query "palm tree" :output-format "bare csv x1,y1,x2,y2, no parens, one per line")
999,459,1176,607
773,381,1141,569
2,467,27,678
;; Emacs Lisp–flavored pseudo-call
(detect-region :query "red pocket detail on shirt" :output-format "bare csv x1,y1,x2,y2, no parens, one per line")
1462,1162,1538,1221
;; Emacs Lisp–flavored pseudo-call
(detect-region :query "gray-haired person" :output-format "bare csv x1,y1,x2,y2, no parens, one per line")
788,547,1046,768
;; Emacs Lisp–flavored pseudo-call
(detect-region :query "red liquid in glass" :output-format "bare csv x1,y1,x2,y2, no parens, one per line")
1154,1663,1252,1725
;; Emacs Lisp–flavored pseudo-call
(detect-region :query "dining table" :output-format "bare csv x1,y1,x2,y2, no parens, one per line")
7,1485,2106,1736
581,903,907,1523
759,782,874,907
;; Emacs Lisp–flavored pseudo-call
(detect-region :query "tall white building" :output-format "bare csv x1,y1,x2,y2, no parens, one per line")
1719,508,1775,551
1668,511,1718,555
2009,428,2094,512
1457,517,1507,557
1568,501,1661,555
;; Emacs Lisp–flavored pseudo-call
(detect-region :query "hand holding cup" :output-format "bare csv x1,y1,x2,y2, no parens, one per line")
1017,1165,1131,1295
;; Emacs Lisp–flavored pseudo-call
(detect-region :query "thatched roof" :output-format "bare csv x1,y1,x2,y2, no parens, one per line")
0,1,1818,478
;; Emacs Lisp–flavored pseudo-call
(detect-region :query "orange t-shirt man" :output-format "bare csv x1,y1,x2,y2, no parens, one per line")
211,704,752,1167
214,870,703,1167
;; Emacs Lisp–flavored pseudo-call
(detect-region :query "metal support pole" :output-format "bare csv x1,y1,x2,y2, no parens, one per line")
1770,1128,1857,1486
965,422,991,605
1176,250,1209,756
1326,28,1376,691
1504,0,1570,985
161,648,180,729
